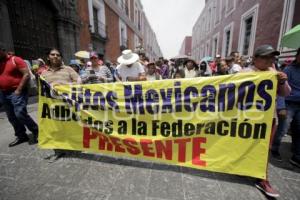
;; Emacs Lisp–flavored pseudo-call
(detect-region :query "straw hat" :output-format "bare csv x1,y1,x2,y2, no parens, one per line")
117,49,139,65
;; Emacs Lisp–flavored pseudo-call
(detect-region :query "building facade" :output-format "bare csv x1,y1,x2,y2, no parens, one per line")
0,0,162,63
178,36,192,56
192,0,300,62
77,0,162,62
0,0,80,61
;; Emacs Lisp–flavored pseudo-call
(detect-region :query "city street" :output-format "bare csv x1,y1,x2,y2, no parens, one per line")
0,103,299,200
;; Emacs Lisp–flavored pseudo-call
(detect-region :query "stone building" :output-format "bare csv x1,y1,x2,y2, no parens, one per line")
77,0,162,62
0,0,80,61
192,0,300,61
0,0,162,63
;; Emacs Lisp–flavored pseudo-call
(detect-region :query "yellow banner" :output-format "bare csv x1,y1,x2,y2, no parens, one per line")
38,72,277,179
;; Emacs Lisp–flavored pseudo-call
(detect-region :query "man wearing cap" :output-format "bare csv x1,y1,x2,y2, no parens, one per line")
283,48,300,168
241,45,290,198
0,47,38,147
115,49,146,82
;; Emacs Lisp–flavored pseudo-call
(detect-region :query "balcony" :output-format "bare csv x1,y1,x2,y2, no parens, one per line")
91,21,107,44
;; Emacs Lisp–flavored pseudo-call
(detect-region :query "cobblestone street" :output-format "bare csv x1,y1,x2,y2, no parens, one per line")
0,103,299,200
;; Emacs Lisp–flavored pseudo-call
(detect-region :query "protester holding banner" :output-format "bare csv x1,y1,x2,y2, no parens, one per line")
115,49,146,82
41,48,81,162
0,46,38,147
42,48,81,85
241,44,290,198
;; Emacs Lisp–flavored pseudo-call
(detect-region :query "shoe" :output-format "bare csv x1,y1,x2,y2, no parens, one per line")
255,180,279,198
290,156,300,168
271,151,282,162
8,137,29,147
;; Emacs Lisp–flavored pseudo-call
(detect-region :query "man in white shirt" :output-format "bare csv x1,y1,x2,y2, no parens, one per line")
115,49,146,82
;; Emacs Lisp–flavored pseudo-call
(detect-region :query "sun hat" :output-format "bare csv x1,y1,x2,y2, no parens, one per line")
117,49,139,65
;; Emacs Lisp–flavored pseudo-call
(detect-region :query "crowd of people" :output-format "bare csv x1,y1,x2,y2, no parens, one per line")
0,44,300,198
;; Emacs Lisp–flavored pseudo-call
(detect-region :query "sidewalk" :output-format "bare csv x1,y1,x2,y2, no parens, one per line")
0,104,299,200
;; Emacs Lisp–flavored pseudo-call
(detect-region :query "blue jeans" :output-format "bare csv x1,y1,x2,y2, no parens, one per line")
0,90,38,138
271,111,287,153
285,101,300,160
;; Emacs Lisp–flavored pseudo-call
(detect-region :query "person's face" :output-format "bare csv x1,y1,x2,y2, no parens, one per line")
139,54,145,61
186,61,195,70
48,50,62,66
90,57,99,66
253,55,275,71
216,57,221,63
175,73,182,79
148,65,156,75
220,61,228,73
234,53,240,62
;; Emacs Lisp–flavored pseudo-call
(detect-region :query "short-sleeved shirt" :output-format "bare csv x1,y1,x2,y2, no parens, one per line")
0,56,27,91
116,62,145,81
41,65,79,84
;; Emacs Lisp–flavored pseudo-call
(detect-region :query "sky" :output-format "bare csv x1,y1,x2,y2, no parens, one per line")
141,0,205,59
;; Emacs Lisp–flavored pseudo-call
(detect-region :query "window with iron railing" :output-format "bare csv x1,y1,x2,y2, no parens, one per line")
93,7,106,38
242,16,253,56
225,30,231,56
93,7,99,33
97,21,106,37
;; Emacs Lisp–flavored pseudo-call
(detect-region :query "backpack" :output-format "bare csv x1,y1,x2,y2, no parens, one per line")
11,56,38,95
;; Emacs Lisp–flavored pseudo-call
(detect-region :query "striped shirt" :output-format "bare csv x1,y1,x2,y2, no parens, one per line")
81,65,113,84
41,65,80,84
